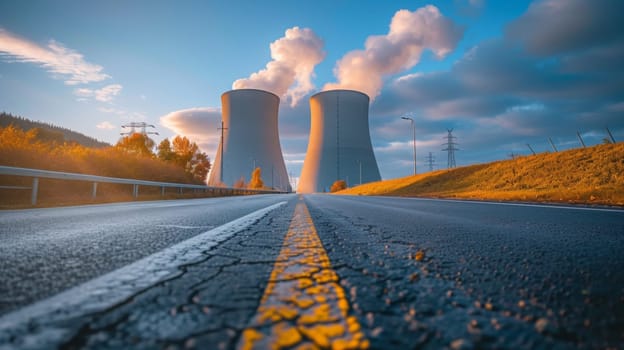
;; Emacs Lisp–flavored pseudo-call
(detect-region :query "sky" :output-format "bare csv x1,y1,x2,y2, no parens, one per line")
1,0,623,185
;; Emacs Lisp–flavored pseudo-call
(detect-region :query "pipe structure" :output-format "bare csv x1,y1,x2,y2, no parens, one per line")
208,89,292,192
298,89,381,193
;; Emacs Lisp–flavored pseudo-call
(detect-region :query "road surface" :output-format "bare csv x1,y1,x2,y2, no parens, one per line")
0,195,290,314
0,194,622,349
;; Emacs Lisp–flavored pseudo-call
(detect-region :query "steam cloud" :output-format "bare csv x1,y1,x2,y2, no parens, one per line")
324,6,463,100
160,107,222,155
232,27,325,107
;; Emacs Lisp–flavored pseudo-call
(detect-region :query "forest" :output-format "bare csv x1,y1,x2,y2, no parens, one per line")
0,112,110,148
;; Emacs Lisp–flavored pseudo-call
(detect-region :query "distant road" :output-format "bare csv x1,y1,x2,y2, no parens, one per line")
1,195,622,349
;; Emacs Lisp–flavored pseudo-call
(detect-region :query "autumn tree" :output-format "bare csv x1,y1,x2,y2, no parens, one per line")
116,133,155,157
330,180,347,192
233,177,246,189
168,136,211,183
248,167,264,189
157,138,175,161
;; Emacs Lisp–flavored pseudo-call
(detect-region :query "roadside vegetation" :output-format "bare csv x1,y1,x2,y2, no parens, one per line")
338,143,624,206
0,123,211,207
330,180,347,193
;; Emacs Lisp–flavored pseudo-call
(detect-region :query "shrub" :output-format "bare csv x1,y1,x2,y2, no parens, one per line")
330,180,347,192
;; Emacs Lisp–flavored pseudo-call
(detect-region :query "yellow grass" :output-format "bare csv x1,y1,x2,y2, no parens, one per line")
338,143,624,206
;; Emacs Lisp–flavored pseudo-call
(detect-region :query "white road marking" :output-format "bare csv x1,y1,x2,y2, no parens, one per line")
0,201,287,349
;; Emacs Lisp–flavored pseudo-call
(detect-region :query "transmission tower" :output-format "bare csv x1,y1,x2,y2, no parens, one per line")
425,152,435,172
442,129,459,169
120,122,158,136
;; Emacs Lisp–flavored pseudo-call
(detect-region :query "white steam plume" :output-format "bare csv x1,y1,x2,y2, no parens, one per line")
324,6,463,100
232,27,325,107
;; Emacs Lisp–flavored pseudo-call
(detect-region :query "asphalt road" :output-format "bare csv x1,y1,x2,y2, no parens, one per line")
1,194,622,349
0,195,291,315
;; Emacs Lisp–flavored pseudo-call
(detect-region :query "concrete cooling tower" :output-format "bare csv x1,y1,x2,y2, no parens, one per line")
298,89,381,193
208,89,292,192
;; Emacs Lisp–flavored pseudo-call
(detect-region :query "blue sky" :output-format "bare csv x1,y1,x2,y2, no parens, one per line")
1,0,623,184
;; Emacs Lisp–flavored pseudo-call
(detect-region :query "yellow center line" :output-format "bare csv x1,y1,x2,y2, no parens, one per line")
238,200,369,350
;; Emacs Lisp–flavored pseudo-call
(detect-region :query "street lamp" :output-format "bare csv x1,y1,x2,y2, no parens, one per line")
357,160,362,185
401,116,416,175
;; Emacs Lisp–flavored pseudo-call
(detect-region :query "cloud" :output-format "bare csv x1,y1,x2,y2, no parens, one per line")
454,0,486,17
506,0,624,56
98,107,146,124
0,28,109,85
96,121,116,130
74,84,123,102
99,107,125,115
366,0,624,178
232,27,325,107
323,6,463,100
160,107,222,156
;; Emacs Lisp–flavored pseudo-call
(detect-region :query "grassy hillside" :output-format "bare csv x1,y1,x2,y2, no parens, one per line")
0,112,110,148
338,143,624,206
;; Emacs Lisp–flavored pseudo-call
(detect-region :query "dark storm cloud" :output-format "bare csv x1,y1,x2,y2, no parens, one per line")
506,0,624,56
370,0,624,174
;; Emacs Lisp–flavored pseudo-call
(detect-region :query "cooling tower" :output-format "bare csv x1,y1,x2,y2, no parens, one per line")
298,89,381,193
208,89,292,192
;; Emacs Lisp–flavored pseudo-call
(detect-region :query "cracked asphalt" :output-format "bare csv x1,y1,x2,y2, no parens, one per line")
0,195,289,315
1,194,623,349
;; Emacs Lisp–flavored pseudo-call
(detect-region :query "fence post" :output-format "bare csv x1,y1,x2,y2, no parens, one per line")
31,177,39,205
92,182,98,199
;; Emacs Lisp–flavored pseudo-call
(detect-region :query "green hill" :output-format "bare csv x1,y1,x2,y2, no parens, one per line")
338,143,624,206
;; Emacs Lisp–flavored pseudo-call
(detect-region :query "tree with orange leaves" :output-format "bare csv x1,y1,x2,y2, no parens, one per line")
116,133,155,157
248,167,264,189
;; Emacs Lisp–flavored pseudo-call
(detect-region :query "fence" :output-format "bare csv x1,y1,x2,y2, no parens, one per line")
0,165,286,205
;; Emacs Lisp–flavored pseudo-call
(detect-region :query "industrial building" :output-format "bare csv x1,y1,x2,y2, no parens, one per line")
208,89,292,192
298,89,381,193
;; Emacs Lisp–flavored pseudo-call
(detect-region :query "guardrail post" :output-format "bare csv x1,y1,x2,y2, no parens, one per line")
133,184,139,199
31,177,39,205
161,186,165,197
92,182,98,199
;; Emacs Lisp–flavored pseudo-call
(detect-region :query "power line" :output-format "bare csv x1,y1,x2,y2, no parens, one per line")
442,129,459,169
425,152,435,172
120,122,158,136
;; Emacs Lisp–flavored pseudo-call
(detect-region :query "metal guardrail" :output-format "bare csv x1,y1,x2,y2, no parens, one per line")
0,165,286,205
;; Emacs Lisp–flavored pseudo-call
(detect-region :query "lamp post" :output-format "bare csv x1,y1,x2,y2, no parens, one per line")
401,116,416,175
357,160,362,185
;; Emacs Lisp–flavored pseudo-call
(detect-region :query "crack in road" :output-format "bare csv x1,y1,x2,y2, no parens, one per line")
0,201,289,350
